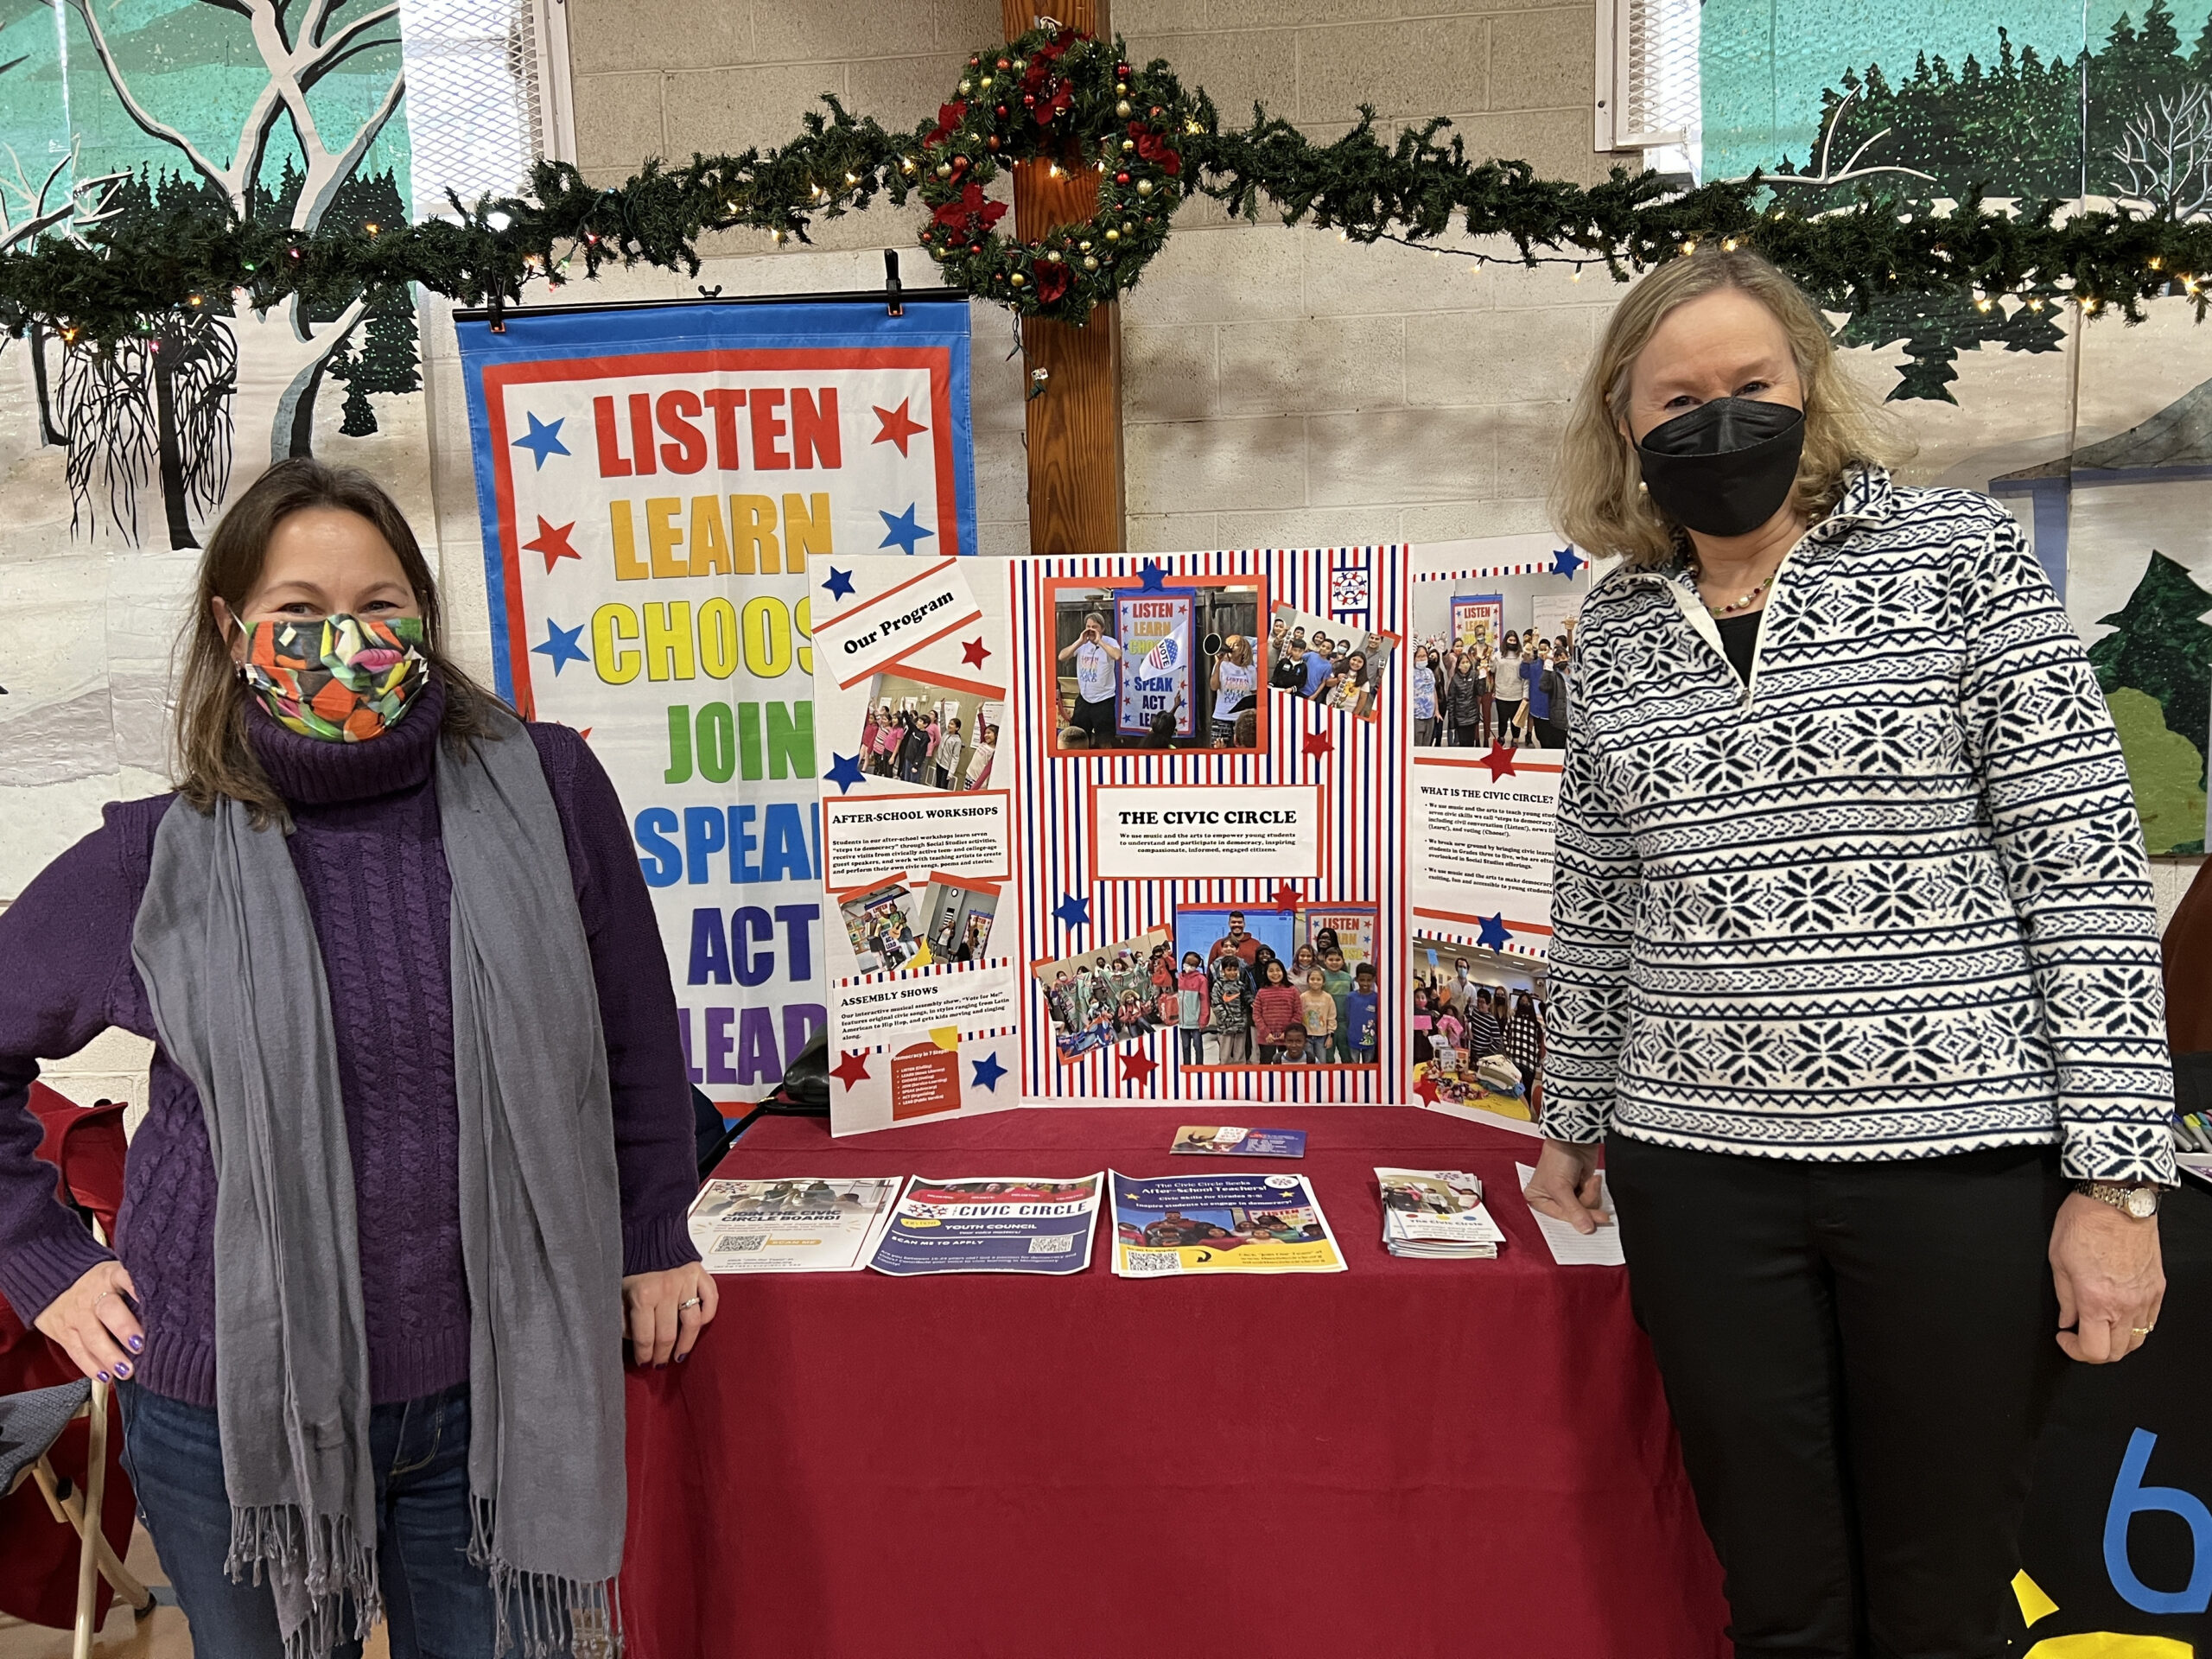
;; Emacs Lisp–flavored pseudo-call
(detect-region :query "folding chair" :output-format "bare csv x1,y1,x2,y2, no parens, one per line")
0,1376,155,1656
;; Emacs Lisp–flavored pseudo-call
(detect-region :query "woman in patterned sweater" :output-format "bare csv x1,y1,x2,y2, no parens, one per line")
1524,246,2173,1658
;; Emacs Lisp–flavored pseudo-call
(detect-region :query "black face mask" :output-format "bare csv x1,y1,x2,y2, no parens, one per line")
1635,397,1806,538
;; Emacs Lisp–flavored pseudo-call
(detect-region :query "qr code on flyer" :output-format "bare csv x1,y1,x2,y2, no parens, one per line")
1027,1235,1075,1255
713,1235,766,1253
1123,1249,1184,1274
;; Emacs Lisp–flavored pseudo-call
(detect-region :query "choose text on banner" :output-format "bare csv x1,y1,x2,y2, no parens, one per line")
457,298,980,1100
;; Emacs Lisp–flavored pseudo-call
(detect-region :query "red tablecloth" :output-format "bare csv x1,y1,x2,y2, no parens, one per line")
620,1108,1729,1659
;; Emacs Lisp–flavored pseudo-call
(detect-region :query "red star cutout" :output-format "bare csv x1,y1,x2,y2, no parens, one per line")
872,398,927,457
1269,881,1302,912
1119,1048,1158,1089
1479,741,1519,782
830,1050,872,1090
1301,728,1332,759
578,728,592,741
960,637,990,669
524,516,580,573
1413,1071,1440,1105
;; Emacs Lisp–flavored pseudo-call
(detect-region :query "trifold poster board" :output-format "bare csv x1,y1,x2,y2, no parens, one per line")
810,540,1587,1135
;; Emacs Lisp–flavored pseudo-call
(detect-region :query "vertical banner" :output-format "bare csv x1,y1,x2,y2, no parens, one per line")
457,298,979,1102
1116,591,1194,738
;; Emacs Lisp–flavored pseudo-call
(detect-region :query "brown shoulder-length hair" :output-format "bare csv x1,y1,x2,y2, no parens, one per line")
175,457,508,823
1551,245,1915,568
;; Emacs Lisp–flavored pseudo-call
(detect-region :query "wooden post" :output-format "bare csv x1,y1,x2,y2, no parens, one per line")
1002,0,1127,555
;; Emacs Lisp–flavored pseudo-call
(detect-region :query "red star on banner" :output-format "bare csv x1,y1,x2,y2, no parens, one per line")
1413,1071,1440,1105
960,637,990,669
578,728,592,741
524,516,580,573
1301,728,1332,759
872,397,927,457
830,1050,873,1090
1479,741,1520,783
1269,881,1302,912
1119,1048,1158,1089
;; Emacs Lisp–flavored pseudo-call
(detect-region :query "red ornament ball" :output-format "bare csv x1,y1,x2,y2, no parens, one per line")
996,105,1007,117
1114,171,1130,184
1023,93,1036,107
1116,62,1131,76
995,56,1010,68
987,136,1000,149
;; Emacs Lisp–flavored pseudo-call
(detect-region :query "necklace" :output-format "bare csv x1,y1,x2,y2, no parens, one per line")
1709,571,1775,616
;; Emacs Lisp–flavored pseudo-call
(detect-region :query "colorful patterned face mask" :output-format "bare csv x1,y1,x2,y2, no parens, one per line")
238,613,429,741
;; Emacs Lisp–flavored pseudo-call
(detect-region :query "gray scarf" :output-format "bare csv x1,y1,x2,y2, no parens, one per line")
130,707,626,1657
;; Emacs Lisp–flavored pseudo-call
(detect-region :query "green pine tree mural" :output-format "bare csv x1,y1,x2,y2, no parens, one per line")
2088,550,2212,852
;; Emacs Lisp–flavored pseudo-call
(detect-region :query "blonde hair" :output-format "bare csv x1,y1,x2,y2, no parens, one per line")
1552,247,1914,568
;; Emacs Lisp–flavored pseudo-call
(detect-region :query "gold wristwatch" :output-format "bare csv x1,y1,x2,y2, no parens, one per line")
2078,1181,2160,1220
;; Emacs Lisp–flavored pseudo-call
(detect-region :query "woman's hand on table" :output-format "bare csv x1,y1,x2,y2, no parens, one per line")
623,1262,720,1367
1524,1140,1610,1236
36,1260,143,1383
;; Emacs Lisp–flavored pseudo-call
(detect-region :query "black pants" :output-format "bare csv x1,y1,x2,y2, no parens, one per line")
1606,1135,2070,1659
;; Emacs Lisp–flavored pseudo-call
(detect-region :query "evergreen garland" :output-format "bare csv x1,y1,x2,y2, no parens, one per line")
5,19,2211,393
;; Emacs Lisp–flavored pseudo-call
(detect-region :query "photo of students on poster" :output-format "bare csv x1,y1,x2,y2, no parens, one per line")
1266,603,1399,721
855,674,996,791
1167,905,1381,1069
1032,928,1178,1058
1049,581,1264,752
1413,563,1586,751
839,880,933,974
1411,938,1547,1123
917,877,999,963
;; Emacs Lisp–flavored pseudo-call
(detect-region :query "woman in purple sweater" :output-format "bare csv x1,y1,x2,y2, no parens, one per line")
0,460,715,1657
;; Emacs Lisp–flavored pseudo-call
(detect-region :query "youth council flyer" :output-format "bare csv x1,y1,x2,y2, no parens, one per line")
868,1175,1104,1274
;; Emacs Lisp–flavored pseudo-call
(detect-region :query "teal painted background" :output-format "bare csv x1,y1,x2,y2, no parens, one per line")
0,0,408,207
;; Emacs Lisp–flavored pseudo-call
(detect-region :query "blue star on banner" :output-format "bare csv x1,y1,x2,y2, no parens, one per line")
511,411,569,470
825,753,868,793
823,566,856,601
1550,543,1585,579
531,618,588,675
877,504,935,555
1135,561,1169,592
1053,891,1090,931
970,1052,1008,1092
1477,912,1514,951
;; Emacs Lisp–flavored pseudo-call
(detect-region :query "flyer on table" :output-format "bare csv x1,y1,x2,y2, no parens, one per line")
868,1174,1104,1274
687,1177,902,1273
1108,1170,1345,1276
1171,1126,1309,1158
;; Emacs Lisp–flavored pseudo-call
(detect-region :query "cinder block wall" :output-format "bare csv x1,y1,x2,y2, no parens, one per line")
552,0,1619,556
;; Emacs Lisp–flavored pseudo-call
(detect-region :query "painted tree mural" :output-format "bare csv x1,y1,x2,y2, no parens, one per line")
41,0,419,545
2091,551,2212,850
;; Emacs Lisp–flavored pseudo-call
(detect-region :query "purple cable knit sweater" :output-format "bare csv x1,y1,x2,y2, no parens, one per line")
0,679,700,1406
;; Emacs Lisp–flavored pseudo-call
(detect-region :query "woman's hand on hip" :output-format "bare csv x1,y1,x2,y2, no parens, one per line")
2050,1191,2164,1363
622,1262,719,1367
1524,1139,1610,1236
36,1261,143,1383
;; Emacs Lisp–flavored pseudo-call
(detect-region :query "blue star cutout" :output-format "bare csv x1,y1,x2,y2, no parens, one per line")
877,504,935,555
1550,543,1585,579
823,566,856,601
511,411,569,470
1053,891,1090,932
970,1052,1008,1092
1477,912,1514,950
1135,561,1169,592
825,753,868,793
531,618,588,675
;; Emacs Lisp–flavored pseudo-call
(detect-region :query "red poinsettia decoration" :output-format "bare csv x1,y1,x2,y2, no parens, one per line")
1034,260,1071,302
924,101,967,147
1130,123,1183,176
1033,79,1074,124
931,181,1007,247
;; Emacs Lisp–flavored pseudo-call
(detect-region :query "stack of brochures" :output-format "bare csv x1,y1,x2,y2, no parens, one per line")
1376,1168,1505,1260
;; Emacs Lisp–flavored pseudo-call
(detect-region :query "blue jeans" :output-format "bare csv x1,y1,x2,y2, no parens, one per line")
122,1382,498,1659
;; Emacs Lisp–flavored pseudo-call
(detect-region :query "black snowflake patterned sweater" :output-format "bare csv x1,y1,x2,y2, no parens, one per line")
1538,467,2177,1185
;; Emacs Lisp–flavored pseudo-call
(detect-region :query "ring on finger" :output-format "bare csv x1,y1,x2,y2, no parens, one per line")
677,1296,703,1312
2133,1325,2154,1336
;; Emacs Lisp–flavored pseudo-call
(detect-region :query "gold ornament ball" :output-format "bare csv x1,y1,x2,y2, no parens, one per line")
1116,99,1132,118
1121,138,1135,152
1104,228,1120,241
1116,80,1128,93
1010,271,1026,285
1012,57,1026,69
980,75,994,88
1077,239,1092,251
937,162,953,178
958,79,971,93
1121,220,1133,232
1135,178,1154,196
1083,255,1099,270
1046,250,1063,262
